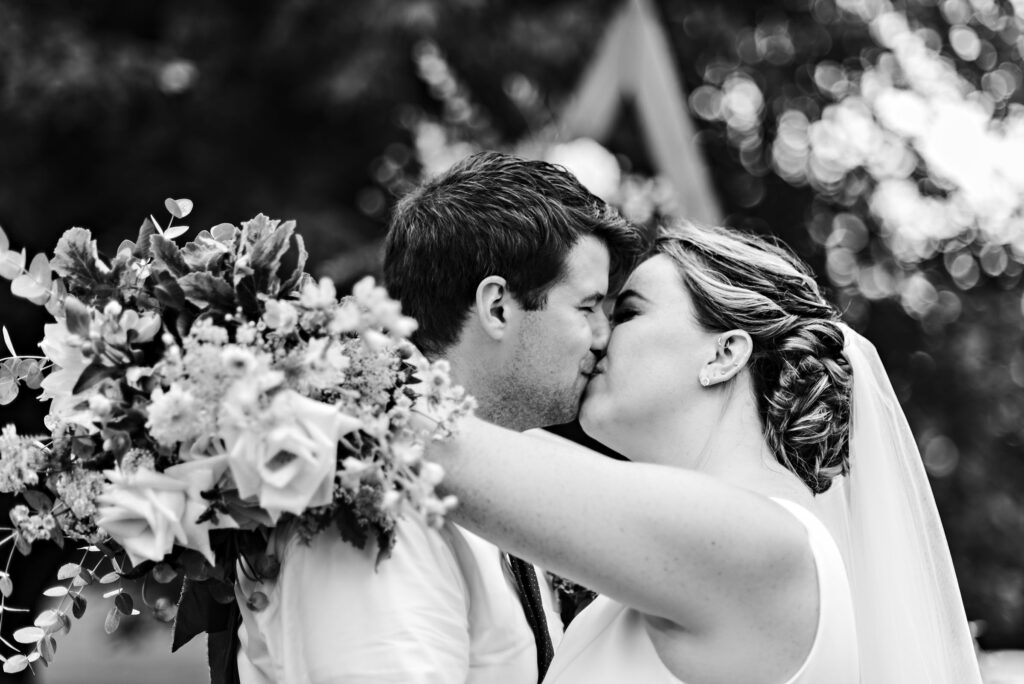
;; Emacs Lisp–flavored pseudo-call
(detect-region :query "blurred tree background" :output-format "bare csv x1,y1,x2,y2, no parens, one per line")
1,0,1022,665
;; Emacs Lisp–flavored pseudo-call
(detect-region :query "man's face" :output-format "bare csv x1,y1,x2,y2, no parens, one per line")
497,235,612,430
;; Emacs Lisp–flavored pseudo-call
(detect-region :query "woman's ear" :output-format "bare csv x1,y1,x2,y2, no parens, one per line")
698,329,753,387
475,276,509,340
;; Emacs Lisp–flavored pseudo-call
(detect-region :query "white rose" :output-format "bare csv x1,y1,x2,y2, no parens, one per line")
224,390,361,522
163,455,236,564
96,468,189,567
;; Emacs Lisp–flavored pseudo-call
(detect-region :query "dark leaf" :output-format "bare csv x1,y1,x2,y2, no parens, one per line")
245,591,268,612
375,528,396,568
133,218,157,258
178,272,235,311
64,296,92,338
172,578,234,652
150,235,189,278
209,580,236,605
72,593,87,619
151,562,178,584
72,361,118,395
39,635,55,664
15,534,32,555
279,233,308,294
70,435,96,461
119,559,155,580
333,504,368,549
249,220,294,291
22,490,52,512
49,522,64,549
114,592,134,615
252,554,280,581
153,272,187,311
234,275,260,320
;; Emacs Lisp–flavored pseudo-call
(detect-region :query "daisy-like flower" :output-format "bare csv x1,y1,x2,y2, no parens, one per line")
146,385,203,447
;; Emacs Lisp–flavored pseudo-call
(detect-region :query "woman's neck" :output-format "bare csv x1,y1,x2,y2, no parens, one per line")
628,380,813,505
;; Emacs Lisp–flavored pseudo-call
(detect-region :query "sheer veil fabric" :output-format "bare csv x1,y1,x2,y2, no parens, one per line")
814,326,983,683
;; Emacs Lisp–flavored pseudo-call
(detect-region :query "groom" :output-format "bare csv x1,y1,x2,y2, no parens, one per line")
233,150,640,684
380,151,640,682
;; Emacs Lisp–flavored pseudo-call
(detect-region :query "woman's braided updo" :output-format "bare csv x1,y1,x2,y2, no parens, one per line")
655,221,852,494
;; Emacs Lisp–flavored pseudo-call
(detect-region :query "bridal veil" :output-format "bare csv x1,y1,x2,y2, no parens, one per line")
814,326,983,683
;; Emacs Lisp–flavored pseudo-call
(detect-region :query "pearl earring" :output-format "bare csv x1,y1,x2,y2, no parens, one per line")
700,376,710,387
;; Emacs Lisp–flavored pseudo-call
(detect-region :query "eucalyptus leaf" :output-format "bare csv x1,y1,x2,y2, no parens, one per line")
34,609,61,628
23,360,43,390
0,247,26,280
11,272,50,303
3,655,28,674
164,198,193,219
98,571,119,585
0,364,18,405
56,563,81,581
164,225,190,240
13,626,45,643
0,224,7,251
39,635,55,664
210,223,238,244
2,326,15,357
72,594,87,619
114,592,134,615
0,574,12,598
103,606,120,634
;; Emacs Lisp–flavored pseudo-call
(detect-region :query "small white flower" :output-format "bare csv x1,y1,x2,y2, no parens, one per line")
300,277,337,309
220,346,258,375
146,385,203,447
262,300,299,333
88,394,113,417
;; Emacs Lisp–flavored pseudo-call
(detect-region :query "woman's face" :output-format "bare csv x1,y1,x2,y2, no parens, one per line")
580,254,717,462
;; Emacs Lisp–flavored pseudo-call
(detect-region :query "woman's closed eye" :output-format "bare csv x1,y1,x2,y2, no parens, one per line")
611,307,638,325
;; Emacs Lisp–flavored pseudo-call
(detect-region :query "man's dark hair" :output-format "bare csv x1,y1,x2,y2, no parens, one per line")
384,151,643,356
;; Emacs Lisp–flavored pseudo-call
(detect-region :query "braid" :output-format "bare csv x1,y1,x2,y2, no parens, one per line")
656,220,854,495
758,320,852,494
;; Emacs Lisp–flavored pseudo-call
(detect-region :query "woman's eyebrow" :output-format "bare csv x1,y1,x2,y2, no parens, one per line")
614,289,648,306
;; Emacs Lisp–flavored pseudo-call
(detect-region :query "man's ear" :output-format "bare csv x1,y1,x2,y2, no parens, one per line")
475,276,509,341
699,329,754,387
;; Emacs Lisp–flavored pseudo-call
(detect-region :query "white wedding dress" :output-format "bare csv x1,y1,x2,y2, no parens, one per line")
542,498,859,684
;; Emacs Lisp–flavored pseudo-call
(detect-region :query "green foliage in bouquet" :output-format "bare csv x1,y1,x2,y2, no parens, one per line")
0,200,474,675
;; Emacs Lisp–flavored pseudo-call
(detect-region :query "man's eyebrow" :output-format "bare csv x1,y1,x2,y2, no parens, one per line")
580,291,606,304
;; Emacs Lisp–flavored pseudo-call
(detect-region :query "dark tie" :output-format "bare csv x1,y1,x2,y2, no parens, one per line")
507,554,554,682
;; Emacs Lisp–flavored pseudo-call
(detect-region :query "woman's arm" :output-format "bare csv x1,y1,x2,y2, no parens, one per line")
428,417,815,637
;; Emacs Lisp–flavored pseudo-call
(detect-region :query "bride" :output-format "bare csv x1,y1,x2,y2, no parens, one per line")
422,221,982,683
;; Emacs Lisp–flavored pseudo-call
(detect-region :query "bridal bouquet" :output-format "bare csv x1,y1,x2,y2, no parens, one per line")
0,200,474,674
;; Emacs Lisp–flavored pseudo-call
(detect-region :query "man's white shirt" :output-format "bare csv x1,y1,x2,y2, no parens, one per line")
235,516,562,684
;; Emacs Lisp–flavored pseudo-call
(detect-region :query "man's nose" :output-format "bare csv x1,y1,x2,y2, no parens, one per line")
591,309,610,352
